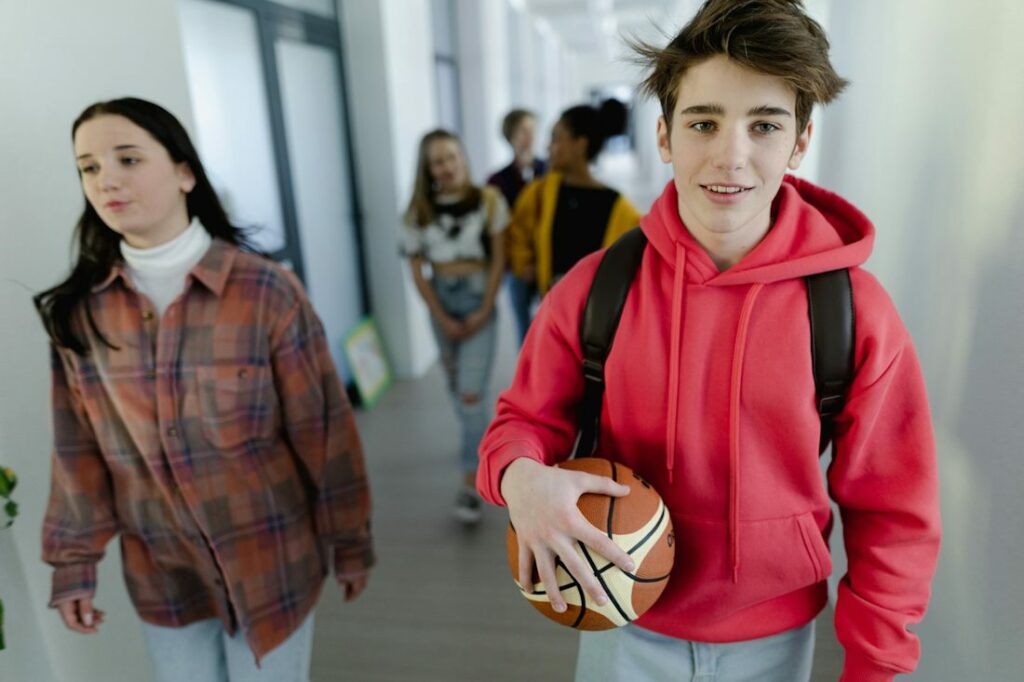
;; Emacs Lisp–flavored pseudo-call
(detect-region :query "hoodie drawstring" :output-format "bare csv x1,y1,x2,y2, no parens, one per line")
729,284,764,582
664,243,687,484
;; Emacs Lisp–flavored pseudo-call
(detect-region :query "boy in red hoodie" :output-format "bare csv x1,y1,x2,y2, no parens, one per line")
476,1,941,680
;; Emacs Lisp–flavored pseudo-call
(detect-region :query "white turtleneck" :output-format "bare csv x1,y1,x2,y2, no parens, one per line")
120,218,213,317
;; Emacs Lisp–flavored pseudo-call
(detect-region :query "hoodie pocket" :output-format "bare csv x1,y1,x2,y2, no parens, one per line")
667,511,832,620
795,511,833,583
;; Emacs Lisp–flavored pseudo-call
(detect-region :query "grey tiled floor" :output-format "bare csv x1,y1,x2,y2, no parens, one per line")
311,294,844,681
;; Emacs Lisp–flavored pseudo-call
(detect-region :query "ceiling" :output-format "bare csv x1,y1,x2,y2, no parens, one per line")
519,0,694,56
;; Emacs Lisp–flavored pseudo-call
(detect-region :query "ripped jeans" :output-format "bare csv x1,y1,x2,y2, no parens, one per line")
430,271,497,474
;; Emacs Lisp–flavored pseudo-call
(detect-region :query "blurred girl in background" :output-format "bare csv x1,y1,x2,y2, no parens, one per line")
508,100,641,298
403,129,509,524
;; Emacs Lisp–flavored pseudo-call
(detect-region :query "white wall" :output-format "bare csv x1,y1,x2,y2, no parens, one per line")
507,8,575,151
0,1,195,680
339,0,440,379
816,1,1024,678
456,0,511,183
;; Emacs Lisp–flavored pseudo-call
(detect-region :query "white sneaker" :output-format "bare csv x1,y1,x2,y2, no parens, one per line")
454,488,482,524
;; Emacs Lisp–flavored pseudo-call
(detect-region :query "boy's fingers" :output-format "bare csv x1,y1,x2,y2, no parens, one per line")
579,473,630,498
517,539,535,591
553,538,609,607
534,549,565,613
576,523,636,574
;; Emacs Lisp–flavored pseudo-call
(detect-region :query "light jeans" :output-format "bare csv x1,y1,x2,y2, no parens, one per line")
430,271,497,474
505,271,536,345
575,620,815,682
142,614,314,682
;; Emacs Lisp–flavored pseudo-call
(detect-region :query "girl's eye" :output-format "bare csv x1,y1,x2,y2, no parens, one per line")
121,157,139,166
753,122,781,135
690,121,715,133
79,165,97,174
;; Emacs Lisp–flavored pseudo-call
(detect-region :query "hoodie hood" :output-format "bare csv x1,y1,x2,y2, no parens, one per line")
641,174,875,285
641,174,875,581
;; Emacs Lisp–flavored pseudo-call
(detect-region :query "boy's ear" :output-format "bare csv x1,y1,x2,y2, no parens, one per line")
787,120,814,170
656,115,672,163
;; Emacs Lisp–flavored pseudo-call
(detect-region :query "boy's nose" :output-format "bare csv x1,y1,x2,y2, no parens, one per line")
711,129,749,171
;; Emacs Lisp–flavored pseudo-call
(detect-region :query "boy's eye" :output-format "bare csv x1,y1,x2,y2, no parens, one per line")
690,121,716,133
753,122,781,134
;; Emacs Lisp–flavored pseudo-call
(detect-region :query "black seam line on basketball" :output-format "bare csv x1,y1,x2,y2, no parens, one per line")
579,541,631,623
593,562,671,584
549,558,589,629
524,557,584,595
592,505,670,581
592,504,669,574
571,580,587,629
606,461,619,540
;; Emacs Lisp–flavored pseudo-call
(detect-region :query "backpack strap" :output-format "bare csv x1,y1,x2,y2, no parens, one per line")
571,227,647,458
805,269,855,454
573,231,854,460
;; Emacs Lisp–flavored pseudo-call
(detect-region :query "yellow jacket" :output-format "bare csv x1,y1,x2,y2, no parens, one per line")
508,172,642,294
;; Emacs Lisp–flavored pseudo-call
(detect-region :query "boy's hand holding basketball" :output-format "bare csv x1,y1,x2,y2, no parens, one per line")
500,457,635,613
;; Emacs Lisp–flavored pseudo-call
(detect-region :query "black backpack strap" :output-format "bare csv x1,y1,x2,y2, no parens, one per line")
806,269,855,454
571,228,648,459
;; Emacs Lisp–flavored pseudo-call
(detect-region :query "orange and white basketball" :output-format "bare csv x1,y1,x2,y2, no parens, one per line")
506,458,674,630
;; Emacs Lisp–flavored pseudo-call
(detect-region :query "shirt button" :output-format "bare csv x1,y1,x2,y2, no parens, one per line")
237,368,248,379
167,427,178,437
141,310,154,321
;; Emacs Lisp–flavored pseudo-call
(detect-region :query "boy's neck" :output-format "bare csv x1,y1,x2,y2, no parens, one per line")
681,207,773,272
514,151,534,169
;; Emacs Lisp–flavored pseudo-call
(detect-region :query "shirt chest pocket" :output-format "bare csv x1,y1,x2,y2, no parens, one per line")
195,364,274,450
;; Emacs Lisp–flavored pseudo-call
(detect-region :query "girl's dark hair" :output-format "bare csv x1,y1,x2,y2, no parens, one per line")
34,97,257,355
403,129,482,228
559,99,628,161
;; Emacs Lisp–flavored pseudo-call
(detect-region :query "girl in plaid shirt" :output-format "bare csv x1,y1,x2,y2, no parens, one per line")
35,98,374,681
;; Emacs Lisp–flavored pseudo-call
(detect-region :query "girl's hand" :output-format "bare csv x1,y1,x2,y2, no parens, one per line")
57,597,105,634
437,314,467,340
338,573,370,602
462,308,492,336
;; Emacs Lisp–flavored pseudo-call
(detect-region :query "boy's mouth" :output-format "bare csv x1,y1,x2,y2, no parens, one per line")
701,184,753,195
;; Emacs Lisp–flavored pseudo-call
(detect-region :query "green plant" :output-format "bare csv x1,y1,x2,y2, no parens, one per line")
0,465,18,651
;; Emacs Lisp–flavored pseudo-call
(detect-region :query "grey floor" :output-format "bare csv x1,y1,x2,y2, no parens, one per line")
311,293,844,681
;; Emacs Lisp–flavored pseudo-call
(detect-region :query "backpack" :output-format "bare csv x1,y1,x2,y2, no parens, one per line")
571,227,853,459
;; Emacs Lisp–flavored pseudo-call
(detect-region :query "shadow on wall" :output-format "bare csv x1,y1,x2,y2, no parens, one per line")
949,194,1024,681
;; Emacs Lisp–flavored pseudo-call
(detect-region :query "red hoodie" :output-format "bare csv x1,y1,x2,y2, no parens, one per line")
478,176,941,681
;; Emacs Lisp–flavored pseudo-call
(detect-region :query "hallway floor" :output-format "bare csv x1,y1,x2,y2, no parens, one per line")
310,293,844,681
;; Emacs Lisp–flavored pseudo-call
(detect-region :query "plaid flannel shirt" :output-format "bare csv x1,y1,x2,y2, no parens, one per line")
41,239,374,661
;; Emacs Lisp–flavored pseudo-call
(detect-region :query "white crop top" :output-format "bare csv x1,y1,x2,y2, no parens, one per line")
401,187,509,263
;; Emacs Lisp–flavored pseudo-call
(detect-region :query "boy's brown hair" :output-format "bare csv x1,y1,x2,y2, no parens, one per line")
633,0,848,134
501,109,535,143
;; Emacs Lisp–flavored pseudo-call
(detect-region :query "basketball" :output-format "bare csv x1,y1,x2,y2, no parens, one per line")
506,458,674,630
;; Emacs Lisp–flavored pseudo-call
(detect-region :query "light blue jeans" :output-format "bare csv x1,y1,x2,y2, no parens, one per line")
430,270,497,474
142,614,314,682
505,271,536,345
575,621,815,682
